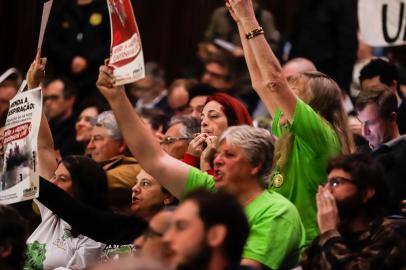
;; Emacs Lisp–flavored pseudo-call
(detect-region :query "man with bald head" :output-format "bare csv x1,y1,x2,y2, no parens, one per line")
254,57,317,118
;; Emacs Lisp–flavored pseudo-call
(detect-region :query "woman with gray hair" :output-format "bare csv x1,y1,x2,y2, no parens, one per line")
96,68,306,269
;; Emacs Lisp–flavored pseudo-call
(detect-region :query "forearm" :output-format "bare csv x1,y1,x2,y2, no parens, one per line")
237,21,277,115
38,177,147,244
38,112,57,179
239,17,297,120
107,90,165,172
105,89,188,198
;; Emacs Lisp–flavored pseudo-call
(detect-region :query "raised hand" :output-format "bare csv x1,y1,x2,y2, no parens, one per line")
96,63,125,101
27,49,47,89
226,0,256,24
316,185,340,234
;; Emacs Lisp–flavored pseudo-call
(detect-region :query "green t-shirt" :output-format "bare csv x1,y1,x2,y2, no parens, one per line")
270,99,341,245
185,167,306,270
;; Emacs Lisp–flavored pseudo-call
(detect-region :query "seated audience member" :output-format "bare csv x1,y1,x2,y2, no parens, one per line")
201,55,237,92
161,116,200,160
359,58,406,134
185,83,218,119
25,156,108,270
133,209,175,265
300,154,406,270
88,111,141,214
184,92,252,172
226,0,355,245
139,108,169,141
167,78,198,115
163,189,250,270
35,170,177,262
75,100,108,155
356,87,406,214
130,62,170,114
97,68,306,269
42,76,82,157
0,204,27,270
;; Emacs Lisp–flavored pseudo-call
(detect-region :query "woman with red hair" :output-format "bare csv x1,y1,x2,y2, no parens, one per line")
183,92,253,172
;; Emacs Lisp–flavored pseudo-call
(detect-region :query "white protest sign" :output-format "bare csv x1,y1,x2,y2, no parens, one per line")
359,0,406,46
107,0,145,85
0,87,42,204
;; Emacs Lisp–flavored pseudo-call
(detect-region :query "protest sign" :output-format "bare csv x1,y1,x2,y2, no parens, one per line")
359,0,406,46
107,0,145,85
0,86,42,204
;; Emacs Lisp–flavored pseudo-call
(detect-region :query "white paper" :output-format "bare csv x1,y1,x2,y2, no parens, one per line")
359,0,406,46
37,0,53,49
0,87,42,204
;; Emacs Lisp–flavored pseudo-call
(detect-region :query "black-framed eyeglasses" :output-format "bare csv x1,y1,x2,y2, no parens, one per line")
160,136,190,145
143,226,164,239
327,176,355,188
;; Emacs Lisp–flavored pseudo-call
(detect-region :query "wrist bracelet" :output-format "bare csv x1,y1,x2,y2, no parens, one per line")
245,27,264,40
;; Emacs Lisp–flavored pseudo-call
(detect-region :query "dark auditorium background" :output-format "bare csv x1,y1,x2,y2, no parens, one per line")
0,0,297,83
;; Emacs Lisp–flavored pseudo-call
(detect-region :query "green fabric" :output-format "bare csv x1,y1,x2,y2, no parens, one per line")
270,99,341,245
185,167,306,269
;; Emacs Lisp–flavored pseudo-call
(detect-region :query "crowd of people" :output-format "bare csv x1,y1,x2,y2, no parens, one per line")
1,0,406,269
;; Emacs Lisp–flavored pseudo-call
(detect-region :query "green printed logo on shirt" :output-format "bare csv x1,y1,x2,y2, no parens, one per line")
24,241,46,270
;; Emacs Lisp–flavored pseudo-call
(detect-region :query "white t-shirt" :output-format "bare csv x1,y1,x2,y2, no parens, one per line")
26,200,105,270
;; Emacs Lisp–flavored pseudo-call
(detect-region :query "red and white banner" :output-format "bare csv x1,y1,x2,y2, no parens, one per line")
0,87,42,204
107,0,145,85
359,0,406,46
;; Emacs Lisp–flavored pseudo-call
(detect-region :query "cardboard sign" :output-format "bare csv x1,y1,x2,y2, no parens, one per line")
0,87,42,204
107,0,145,85
359,0,406,46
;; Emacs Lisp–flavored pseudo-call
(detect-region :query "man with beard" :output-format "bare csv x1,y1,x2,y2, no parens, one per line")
163,189,251,270
300,154,406,270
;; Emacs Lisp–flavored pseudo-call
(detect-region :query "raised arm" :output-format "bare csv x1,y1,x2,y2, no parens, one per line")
96,66,190,198
227,3,278,116
227,0,297,121
27,50,57,179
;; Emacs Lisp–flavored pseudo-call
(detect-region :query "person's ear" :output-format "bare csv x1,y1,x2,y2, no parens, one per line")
389,111,398,123
163,194,175,206
118,141,127,154
250,163,262,176
207,225,227,248
0,241,12,259
362,188,376,203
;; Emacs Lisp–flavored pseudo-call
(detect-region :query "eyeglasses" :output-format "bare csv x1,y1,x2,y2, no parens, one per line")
143,226,164,239
327,176,355,188
43,94,62,102
160,136,190,145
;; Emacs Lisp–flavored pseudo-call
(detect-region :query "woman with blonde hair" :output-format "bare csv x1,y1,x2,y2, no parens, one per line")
226,0,355,245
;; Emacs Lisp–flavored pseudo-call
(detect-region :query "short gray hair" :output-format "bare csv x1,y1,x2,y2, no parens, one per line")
92,110,123,141
219,125,274,181
168,116,201,141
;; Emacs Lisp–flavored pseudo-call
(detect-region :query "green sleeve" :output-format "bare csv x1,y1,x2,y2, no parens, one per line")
271,108,284,138
290,99,340,156
243,215,304,270
183,167,215,195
